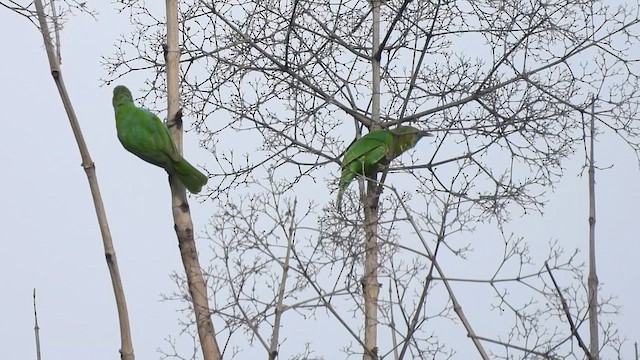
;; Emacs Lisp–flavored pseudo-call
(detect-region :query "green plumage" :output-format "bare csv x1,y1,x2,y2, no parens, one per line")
337,126,430,206
112,85,208,194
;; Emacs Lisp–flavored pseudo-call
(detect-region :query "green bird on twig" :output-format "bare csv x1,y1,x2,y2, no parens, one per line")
337,126,431,206
112,85,208,194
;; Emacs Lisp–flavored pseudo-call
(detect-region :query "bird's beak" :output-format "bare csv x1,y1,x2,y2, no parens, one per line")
418,131,434,137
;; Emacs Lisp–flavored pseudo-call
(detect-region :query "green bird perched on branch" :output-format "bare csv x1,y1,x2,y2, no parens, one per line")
112,85,208,194
337,125,432,207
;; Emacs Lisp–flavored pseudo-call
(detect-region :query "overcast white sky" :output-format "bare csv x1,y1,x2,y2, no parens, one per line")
1,2,638,360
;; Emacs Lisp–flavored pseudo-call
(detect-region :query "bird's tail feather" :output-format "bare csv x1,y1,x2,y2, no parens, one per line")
172,158,208,194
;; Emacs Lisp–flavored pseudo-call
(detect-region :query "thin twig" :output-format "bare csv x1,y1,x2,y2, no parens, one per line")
33,289,41,360
283,0,299,69
398,0,440,121
375,0,413,62
222,252,271,351
199,0,374,128
290,245,372,356
388,279,400,360
544,262,594,360
397,203,447,360
472,334,560,359
268,198,296,360
392,187,490,360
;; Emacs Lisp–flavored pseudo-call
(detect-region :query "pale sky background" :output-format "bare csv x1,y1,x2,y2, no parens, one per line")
1,2,639,360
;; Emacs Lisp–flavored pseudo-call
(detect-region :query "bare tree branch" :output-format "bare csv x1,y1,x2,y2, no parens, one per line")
33,2,135,359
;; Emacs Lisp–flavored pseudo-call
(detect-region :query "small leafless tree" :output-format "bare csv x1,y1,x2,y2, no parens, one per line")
106,0,639,359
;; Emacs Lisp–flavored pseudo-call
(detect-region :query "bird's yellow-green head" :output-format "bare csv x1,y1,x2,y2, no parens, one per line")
392,126,431,153
112,85,133,108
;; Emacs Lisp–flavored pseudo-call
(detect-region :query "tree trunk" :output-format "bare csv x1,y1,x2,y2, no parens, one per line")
362,1,382,359
164,1,221,359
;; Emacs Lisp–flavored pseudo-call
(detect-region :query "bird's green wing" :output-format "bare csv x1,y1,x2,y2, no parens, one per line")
115,103,180,168
337,129,393,207
339,130,392,187
342,130,392,171
336,126,430,207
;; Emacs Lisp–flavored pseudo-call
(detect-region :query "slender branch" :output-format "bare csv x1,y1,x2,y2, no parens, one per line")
268,198,296,360
33,2,134,359
587,96,600,359
50,0,61,63
375,0,414,62
388,280,400,360
397,203,447,360
399,0,440,121
392,187,490,360
222,253,271,351
471,334,561,359
283,0,299,69
290,244,371,353
401,21,638,124
1,2,38,26
199,0,374,128
33,289,42,360
544,262,594,360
